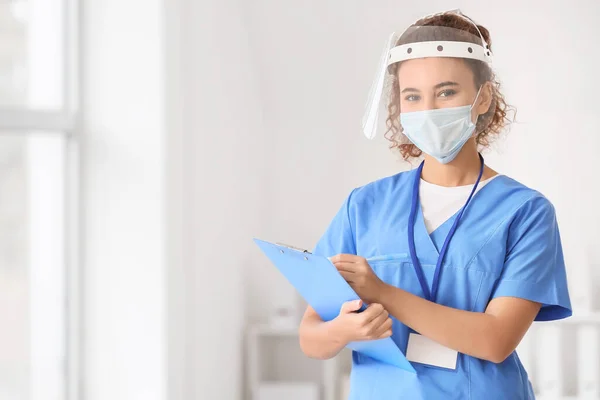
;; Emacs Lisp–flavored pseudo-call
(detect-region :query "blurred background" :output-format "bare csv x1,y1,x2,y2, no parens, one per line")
0,0,599,399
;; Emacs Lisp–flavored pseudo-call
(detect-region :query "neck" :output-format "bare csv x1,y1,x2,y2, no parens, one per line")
420,140,485,187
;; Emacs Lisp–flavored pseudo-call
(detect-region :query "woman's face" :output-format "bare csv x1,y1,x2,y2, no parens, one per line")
397,57,491,121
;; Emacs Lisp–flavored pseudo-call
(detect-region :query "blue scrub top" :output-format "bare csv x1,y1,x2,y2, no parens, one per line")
312,169,572,400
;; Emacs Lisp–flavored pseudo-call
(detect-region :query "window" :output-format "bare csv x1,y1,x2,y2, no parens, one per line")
0,1,78,400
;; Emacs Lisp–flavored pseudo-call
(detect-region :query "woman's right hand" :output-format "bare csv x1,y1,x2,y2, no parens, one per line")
331,300,393,344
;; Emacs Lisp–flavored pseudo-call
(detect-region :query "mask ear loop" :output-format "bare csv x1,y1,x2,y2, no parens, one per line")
469,85,489,137
469,85,483,111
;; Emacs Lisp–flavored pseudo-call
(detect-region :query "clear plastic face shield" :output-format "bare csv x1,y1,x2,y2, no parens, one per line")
362,10,497,163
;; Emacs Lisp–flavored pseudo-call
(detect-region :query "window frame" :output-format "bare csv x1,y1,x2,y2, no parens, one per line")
0,0,81,399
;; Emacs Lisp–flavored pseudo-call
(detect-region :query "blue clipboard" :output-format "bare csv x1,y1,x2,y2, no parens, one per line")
254,238,415,372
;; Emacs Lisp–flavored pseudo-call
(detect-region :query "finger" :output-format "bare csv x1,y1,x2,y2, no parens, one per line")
333,263,358,273
378,329,393,339
365,309,389,332
334,259,373,272
340,299,363,314
332,260,361,266
358,312,388,339
330,254,364,264
338,270,355,283
360,303,385,322
333,261,362,265
372,317,393,338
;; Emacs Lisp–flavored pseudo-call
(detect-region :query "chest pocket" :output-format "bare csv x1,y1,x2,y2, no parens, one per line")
367,253,486,353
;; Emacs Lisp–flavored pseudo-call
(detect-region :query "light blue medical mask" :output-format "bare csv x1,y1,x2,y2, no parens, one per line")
400,87,482,164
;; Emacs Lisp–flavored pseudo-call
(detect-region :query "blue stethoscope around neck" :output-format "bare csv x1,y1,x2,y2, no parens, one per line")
408,153,485,303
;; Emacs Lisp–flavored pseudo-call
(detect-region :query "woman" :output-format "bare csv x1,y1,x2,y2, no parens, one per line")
298,10,572,400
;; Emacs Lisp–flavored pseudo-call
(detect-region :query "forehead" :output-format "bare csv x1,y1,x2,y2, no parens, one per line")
397,57,474,88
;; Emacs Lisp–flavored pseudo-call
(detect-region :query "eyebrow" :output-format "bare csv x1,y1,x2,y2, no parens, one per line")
401,81,460,93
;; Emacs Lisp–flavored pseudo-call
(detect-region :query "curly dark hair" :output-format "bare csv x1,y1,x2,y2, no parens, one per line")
384,12,516,161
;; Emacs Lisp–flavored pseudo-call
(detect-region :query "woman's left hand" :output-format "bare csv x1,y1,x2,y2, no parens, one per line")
330,254,386,304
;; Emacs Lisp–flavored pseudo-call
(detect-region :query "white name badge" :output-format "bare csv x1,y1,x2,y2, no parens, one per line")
406,333,458,370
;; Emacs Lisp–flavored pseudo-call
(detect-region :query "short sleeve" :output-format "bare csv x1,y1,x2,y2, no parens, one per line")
491,195,572,321
312,189,357,257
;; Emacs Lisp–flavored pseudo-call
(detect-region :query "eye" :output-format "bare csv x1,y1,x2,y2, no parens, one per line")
438,89,457,98
404,94,421,102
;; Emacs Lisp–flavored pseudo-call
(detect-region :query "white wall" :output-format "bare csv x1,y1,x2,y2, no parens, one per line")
81,1,166,399
177,0,267,399
80,0,268,398
164,1,186,399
